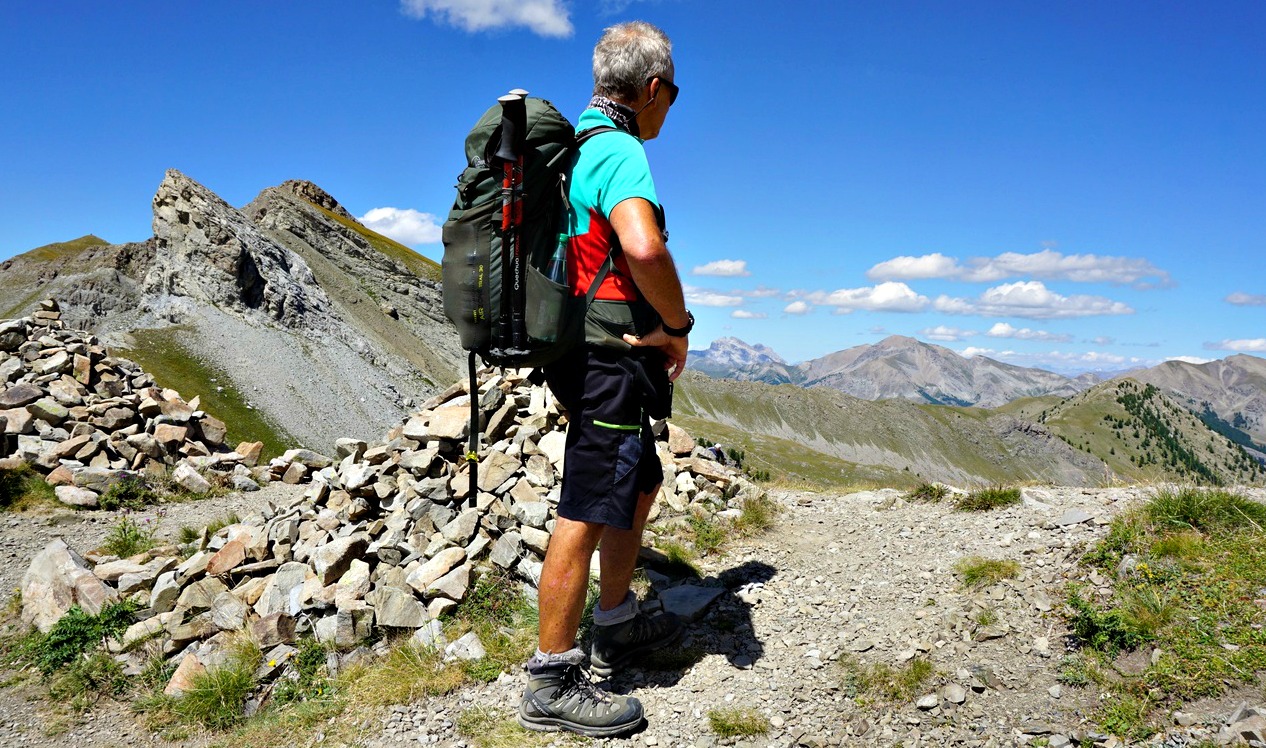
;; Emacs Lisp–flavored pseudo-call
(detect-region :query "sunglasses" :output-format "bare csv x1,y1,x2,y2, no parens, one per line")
650,76,679,105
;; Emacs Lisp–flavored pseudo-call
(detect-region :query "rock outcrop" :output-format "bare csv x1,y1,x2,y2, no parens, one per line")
0,170,463,452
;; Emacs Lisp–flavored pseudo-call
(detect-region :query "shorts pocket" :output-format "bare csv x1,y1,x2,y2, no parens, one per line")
594,420,643,484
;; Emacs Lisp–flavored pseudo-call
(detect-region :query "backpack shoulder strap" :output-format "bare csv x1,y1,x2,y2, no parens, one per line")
576,125,622,145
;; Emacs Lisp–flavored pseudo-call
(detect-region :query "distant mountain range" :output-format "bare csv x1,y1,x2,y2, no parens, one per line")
690,335,1095,408
688,334,1266,471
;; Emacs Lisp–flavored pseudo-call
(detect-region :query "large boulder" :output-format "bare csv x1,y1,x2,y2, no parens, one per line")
22,539,119,632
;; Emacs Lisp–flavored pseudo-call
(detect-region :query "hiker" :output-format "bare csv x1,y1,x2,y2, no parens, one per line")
518,20,694,738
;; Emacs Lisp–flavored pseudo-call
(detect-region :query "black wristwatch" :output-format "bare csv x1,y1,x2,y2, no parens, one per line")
662,310,694,337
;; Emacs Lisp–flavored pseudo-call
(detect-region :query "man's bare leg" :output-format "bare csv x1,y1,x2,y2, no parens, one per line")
597,485,659,610
537,516,605,653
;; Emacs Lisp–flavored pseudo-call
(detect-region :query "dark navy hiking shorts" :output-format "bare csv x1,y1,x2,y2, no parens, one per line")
543,346,667,530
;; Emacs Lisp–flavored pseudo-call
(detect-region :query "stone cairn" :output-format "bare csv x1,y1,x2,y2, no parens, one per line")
0,300,279,502
17,313,760,695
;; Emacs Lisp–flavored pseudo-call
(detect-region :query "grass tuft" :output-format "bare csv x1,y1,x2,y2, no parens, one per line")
102,512,161,557
840,656,935,704
98,474,161,511
341,640,465,707
733,494,780,536
707,707,770,737
0,463,58,511
954,556,1020,589
955,486,1021,511
905,482,950,503
1143,488,1266,534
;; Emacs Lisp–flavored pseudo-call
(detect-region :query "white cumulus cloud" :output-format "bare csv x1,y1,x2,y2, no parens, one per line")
692,259,751,277
867,249,1170,288
359,207,443,246
1226,291,1266,306
959,250,1170,287
806,282,929,313
400,0,572,37
783,301,811,315
1203,338,1266,353
986,322,1073,342
683,285,743,307
960,347,996,358
730,309,767,319
866,253,959,281
934,281,1133,319
920,325,975,342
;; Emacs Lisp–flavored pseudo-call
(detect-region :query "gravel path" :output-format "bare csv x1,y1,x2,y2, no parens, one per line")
3,484,1264,747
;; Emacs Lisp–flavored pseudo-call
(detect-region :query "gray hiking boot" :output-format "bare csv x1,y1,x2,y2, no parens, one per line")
518,650,643,737
589,599,684,678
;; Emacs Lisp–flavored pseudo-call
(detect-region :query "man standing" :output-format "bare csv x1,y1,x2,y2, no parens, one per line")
518,20,694,738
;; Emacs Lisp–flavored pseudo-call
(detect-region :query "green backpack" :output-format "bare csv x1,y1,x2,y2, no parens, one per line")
441,94,616,504
441,95,616,370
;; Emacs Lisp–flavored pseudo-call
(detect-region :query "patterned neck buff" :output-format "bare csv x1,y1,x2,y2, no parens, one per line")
587,95,640,138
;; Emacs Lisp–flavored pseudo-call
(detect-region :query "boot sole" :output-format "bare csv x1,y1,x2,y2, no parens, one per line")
517,709,643,737
589,624,684,678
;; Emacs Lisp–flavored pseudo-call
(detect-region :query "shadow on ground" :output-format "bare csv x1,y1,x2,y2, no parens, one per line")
600,559,778,694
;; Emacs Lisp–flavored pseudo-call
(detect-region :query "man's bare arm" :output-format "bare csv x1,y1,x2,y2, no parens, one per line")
608,196,690,379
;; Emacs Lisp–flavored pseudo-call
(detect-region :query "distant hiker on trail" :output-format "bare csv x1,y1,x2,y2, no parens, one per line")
518,20,694,738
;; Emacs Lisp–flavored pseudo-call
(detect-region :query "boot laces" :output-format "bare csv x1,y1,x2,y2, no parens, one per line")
561,663,612,705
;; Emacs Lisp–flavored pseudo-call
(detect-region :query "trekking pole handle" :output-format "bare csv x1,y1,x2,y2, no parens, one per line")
495,94,526,163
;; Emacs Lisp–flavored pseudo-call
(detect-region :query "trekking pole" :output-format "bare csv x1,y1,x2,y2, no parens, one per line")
494,92,529,352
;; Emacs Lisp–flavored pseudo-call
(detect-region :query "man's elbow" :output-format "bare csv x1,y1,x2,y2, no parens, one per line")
621,240,671,266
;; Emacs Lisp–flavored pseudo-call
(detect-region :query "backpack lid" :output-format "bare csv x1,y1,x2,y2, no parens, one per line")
464,97,575,168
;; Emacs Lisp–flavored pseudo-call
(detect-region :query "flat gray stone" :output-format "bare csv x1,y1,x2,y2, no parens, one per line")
1054,508,1093,527
658,584,724,622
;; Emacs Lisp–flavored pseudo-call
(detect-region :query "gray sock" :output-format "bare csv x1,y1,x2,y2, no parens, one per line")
527,647,585,672
593,590,639,627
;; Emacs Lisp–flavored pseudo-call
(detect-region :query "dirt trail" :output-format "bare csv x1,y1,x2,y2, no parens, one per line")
3,484,1263,748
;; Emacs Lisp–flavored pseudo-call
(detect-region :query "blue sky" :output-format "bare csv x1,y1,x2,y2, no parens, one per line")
2,1,1263,374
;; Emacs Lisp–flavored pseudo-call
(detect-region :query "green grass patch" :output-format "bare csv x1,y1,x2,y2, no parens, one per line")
840,656,935,704
733,494,780,536
98,474,162,511
120,326,292,459
0,463,58,511
173,644,259,730
48,650,128,711
905,482,950,503
102,512,161,557
955,486,1021,511
25,601,138,675
1066,487,1266,738
707,707,770,737
272,637,331,705
687,511,728,555
954,557,1020,589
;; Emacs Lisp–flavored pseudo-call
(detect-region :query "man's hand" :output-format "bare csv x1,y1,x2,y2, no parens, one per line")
623,327,688,381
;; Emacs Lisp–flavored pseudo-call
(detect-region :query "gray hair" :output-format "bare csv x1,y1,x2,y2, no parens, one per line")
592,21,673,104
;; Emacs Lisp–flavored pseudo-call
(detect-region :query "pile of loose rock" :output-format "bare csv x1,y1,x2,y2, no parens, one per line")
20,358,760,699
0,300,276,503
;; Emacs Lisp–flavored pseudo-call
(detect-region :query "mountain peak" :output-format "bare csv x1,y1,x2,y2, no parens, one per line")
275,179,355,221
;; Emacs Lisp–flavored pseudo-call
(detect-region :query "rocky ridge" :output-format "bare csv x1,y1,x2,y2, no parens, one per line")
0,170,463,451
